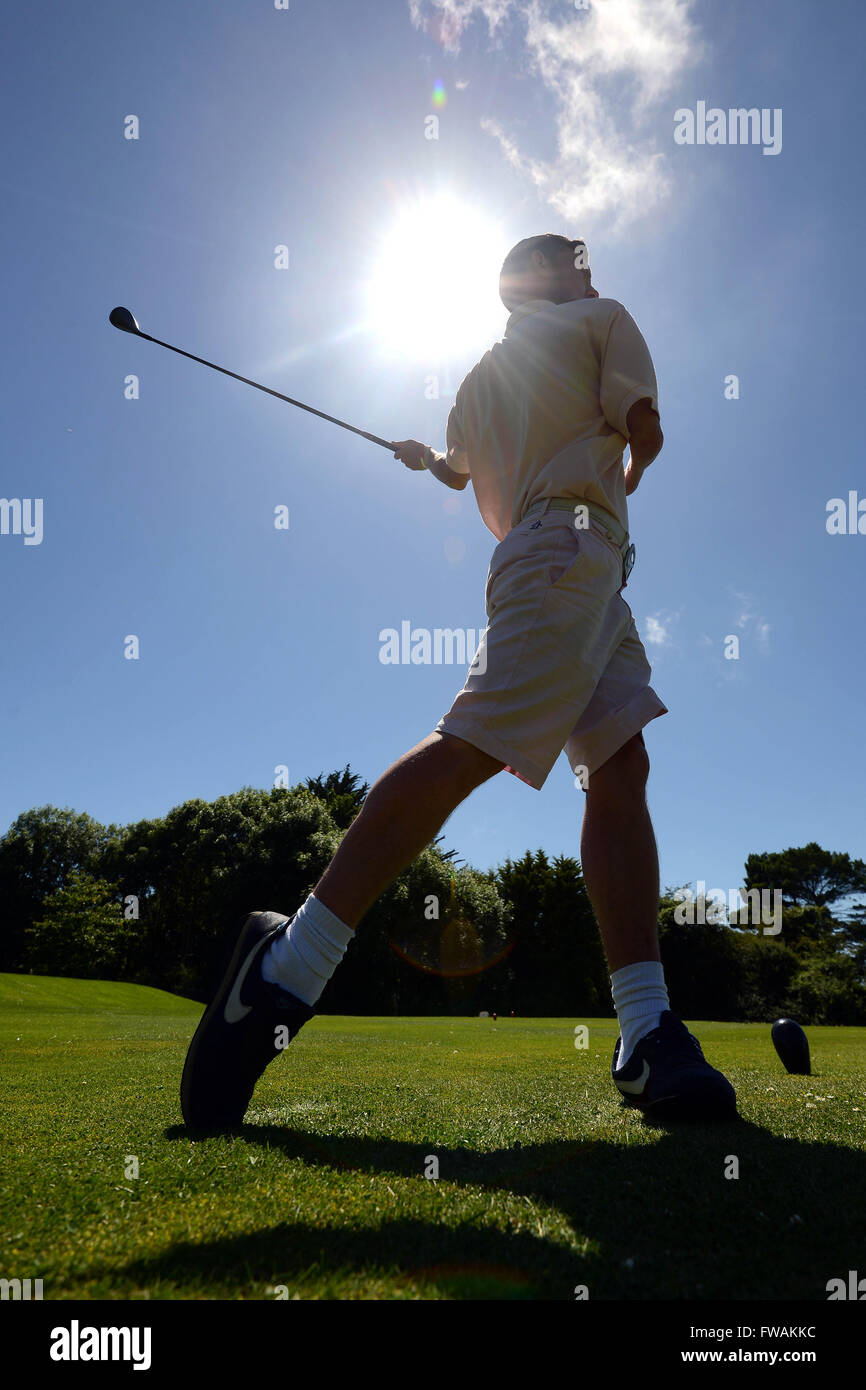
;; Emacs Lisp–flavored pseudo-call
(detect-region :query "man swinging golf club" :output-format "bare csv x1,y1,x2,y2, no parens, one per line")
181,233,737,1129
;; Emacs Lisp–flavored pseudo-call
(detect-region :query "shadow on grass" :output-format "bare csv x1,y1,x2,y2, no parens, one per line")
92,1218,570,1300
97,1118,866,1299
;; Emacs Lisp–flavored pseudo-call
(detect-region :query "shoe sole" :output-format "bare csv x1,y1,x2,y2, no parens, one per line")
180,909,289,1131
617,1083,738,1123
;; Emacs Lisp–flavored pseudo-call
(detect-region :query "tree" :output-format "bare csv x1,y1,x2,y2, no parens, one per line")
324,848,511,1015
745,843,866,911
1,778,510,1010
788,955,865,1026
743,844,866,967
733,932,801,1021
0,807,119,971
844,902,866,975
493,851,607,1014
657,895,749,1020
101,785,343,999
24,871,139,980
5,788,865,1025
303,766,368,830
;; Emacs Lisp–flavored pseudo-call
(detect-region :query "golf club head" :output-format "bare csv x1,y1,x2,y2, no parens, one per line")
109,306,141,335
771,1017,811,1074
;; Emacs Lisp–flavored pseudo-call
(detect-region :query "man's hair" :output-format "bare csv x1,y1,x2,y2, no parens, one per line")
499,233,588,312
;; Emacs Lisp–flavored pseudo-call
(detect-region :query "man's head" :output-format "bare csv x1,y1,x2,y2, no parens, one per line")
499,234,598,313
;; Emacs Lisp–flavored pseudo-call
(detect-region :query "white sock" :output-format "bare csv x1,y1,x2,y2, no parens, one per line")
261,894,353,1006
610,960,670,1068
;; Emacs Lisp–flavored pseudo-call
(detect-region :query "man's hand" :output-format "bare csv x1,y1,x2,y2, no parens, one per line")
624,457,646,495
393,438,470,490
392,439,428,471
623,397,663,496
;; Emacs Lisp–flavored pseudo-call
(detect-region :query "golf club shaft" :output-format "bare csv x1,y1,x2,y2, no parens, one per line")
135,330,395,450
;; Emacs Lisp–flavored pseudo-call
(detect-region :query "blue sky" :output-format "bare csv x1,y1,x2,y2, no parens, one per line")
2,0,864,906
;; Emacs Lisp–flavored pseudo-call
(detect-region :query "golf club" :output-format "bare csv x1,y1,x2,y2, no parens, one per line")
108,306,396,450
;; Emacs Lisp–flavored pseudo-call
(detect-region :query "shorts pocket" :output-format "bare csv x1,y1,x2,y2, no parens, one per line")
548,527,582,588
485,527,531,610
486,520,585,612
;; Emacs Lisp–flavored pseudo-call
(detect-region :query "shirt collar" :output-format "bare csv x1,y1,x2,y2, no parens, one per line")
504,299,555,335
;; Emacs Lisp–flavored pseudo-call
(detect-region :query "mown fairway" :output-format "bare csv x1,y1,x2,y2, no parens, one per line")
1,973,864,1300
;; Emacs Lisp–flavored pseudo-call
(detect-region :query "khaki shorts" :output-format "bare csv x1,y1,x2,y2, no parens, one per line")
436,504,668,789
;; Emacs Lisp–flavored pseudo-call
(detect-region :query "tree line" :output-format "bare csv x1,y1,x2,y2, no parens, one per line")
1,768,864,1023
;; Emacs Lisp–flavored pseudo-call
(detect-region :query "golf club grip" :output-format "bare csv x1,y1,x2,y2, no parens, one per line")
143,333,395,450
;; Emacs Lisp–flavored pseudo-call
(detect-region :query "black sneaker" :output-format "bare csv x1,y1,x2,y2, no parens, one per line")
611,1011,737,1122
181,910,313,1133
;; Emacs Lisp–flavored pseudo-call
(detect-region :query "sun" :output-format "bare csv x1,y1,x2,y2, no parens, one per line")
364,197,510,362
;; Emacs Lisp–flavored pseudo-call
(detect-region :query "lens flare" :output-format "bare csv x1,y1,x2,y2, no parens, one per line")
390,912,514,979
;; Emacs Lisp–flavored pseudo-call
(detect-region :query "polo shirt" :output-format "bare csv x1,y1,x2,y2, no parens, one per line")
429,296,659,542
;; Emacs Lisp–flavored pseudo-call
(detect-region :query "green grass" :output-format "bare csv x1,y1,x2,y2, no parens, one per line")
1,972,864,1300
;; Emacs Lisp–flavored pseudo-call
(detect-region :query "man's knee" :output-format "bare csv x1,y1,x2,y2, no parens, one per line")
588,733,649,802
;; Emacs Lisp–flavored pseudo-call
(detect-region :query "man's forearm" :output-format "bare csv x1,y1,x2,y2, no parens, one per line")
624,397,663,475
628,427,663,472
423,447,469,490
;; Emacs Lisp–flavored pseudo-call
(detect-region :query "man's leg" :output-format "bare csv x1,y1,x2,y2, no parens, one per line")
262,728,500,1011
262,730,504,1008
180,730,503,1130
579,731,669,1066
313,730,504,928
579,732,660,972
580,733,736,1118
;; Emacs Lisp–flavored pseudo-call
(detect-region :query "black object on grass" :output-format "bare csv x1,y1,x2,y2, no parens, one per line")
771,1017,811,1074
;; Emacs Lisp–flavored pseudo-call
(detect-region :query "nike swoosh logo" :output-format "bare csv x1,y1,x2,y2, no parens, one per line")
617,1060,651,1095
223,939,267,1024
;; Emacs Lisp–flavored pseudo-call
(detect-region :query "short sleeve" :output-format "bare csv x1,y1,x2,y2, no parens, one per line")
599,304,659,439
445,403,470,474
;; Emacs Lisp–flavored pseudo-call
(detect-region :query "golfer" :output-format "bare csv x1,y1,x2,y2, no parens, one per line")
182,233,737,1129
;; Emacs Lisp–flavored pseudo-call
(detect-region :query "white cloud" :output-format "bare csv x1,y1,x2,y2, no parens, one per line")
730,590,772,652
409,0,511,51
645,614,670,646
409,0,703,229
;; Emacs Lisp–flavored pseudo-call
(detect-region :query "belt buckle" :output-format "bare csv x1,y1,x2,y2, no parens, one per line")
622,542,636,585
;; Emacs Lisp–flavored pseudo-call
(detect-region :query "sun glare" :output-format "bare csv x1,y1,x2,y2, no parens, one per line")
364,197,510,362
